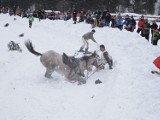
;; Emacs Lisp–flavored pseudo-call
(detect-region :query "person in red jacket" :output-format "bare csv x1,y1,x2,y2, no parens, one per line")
137,15,144,36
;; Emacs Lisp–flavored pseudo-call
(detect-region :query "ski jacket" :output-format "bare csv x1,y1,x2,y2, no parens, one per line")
150,23,158,30
116,18,122,26
130,18,136,26
151,23,158,34
142,22,150,35
138,19,144,29
123,18,131,27
152,31,160,41
29,16,34,22
105,13,111,22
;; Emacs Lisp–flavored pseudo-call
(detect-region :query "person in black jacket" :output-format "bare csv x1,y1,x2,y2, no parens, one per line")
105,11,111,26
150,20,158,37
72,8,77,24
130,16,136,32
142,19,151,41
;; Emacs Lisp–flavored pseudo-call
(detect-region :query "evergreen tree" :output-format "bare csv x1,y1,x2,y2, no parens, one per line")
0,0,157,14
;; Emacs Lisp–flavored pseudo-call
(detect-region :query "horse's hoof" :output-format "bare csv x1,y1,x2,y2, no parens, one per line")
77,80,86,85
45,75,53,79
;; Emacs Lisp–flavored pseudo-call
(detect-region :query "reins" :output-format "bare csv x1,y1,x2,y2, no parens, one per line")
67,51,101,80
86,63,104,80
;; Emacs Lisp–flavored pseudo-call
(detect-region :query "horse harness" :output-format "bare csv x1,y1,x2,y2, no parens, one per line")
67,57,84,78
62,52,99,79
68,55,96,78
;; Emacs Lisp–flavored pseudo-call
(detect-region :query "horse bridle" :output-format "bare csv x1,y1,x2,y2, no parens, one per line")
67,53,100,79
82,53,99,78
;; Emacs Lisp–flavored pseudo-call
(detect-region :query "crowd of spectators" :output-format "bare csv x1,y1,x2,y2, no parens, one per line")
1,6,160,45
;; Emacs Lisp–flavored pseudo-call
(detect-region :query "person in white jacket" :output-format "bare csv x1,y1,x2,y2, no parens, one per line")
99,44,113,69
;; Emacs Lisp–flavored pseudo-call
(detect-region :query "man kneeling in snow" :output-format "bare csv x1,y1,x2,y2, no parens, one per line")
99,44,113,70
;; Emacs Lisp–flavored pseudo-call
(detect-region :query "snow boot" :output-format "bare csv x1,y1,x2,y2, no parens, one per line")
78,47,85,52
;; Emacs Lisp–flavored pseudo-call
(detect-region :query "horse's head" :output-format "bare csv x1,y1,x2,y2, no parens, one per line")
90,51,102,68
62,51,100,84
91,51,107,70
63,52,100,84
80,51,100,70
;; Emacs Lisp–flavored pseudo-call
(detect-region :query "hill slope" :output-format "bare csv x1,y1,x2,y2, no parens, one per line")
0,14,160,120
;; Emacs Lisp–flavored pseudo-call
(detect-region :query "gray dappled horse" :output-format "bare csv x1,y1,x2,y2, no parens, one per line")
25,40,99,84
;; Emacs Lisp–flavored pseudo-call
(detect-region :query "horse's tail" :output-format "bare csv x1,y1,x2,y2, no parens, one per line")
25,40,42,56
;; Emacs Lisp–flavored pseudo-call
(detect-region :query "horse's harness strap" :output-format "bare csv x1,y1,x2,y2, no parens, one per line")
67,57,84,78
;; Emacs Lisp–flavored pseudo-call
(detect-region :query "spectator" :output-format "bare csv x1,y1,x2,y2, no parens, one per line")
28,14,34,28
142,19,150,41
151,29,160,45
111,15,116,28
105,11,111,26
123,15,131,30
72,8,77,24
137,15,144,36
115,15,123,30
150,20,158,38
129,16,136,32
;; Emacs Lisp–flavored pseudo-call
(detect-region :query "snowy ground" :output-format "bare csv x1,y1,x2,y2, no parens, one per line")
0,14,160,120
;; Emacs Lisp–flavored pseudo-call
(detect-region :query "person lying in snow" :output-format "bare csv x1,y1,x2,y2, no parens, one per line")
98,44,113,70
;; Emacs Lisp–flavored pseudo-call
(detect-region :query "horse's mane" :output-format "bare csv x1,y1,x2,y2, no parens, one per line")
80,52,96,61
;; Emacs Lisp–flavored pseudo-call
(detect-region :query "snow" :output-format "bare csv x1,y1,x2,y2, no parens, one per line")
0,14,160,120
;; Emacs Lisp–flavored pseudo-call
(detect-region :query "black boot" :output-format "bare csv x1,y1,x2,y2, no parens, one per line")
84,48,90,54
78,48,84,52
85,48,89,52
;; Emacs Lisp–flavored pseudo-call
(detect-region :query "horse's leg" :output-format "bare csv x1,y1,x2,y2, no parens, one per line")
78,77,86,85
74,74,86,84
45,68,54,78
